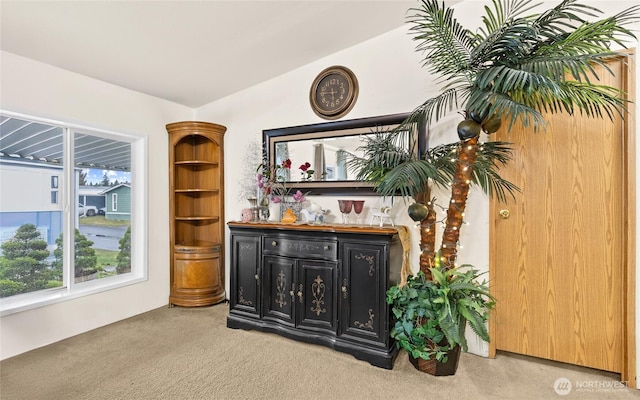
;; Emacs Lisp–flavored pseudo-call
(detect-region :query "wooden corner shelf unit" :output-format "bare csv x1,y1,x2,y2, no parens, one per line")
167,121,226,307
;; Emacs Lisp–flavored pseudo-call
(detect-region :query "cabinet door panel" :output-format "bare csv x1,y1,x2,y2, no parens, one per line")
230,234,261,316
297,260,337,333
263,256,295,325
173,255,220,290
340,242,387,346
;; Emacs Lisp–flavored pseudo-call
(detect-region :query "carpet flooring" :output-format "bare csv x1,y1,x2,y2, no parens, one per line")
0,304,635,400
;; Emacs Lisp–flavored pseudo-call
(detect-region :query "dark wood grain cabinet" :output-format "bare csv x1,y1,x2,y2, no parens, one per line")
227,222,403,368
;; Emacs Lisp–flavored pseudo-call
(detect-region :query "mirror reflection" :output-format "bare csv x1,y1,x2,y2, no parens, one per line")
263,113,423,195
274,134,373,182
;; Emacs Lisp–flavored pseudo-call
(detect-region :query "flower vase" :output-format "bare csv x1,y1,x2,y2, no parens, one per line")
259,196,270,222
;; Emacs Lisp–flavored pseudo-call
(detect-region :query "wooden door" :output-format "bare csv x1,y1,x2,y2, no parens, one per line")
490,56,633,375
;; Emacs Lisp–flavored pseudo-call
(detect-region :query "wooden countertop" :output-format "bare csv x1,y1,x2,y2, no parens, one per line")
227,221,400,235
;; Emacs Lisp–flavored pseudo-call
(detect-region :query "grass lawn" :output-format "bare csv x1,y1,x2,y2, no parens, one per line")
95,248,118,268
79,215,129,227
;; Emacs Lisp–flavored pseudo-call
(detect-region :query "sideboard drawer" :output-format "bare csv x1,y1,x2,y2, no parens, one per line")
263,236,337,260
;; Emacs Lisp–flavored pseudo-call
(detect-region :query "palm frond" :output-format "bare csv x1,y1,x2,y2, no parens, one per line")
404,85,472,130
533,0,598,37
474,142,521,202
532,16,638,69
510,80,627,120
429,141,519,202
349,130,412,183
408,0,477,79
466,89,546,129
373,159,449,198
479,0,540,35
519,53,618,82
533,1,638,47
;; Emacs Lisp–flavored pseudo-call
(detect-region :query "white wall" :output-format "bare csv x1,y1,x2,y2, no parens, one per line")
0,51,192,359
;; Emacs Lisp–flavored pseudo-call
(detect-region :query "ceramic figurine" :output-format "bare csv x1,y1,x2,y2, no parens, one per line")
281,208,297,224
241,208,253,222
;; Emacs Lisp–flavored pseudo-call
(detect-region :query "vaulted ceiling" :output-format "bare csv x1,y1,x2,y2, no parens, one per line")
1,0,423,108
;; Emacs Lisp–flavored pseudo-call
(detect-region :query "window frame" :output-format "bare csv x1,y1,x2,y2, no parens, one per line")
0,110,148,316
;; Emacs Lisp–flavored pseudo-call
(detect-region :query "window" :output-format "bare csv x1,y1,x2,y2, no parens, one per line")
0,111,147,315
51,176,59,204
112,193,118,211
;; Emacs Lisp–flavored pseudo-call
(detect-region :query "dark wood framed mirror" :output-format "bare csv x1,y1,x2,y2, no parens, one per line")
263,113,426,195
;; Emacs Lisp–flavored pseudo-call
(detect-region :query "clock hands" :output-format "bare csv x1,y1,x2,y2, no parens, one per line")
322,88,338,99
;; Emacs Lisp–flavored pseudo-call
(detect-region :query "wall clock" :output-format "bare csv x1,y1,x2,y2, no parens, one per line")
309,66,359,120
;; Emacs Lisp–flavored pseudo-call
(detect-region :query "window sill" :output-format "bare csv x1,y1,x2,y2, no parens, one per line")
0,274,148,317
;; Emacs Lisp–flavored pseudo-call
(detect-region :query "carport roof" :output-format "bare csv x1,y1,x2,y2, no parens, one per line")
0,115,131,171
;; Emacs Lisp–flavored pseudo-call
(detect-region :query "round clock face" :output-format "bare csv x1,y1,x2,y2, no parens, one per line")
310,66,358,120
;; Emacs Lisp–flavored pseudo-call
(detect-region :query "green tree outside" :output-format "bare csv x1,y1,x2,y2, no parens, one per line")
101,171,110,186
116,226,131,274
53,229,98,279
0,224,60,297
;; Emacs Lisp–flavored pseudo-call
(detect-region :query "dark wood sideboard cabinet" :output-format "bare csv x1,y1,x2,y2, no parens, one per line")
227,222,403,368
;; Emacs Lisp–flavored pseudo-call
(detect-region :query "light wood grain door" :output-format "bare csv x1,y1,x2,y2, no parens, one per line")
490,57,631,374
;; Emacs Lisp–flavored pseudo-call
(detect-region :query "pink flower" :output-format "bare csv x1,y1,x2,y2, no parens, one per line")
271,195,282,203
256,173,264,188
293,190,306,203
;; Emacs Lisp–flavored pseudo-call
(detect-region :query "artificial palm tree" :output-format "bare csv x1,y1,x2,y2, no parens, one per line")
353,0,638,273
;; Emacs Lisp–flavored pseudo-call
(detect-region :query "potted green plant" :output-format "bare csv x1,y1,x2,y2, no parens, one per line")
386,252,495,376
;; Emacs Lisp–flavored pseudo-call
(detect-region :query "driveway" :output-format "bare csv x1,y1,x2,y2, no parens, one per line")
78,225,128,251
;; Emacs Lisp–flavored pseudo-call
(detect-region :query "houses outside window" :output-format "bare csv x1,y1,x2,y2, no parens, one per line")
0,112,147,314
51,175,59,204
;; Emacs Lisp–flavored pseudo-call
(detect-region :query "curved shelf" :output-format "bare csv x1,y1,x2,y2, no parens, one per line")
175,160,219,165
174,189,220,193
175,216,220,221
175,240,221,253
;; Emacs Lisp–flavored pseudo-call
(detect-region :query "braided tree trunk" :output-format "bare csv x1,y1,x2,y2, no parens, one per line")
414,187,437,279
440,136,479,269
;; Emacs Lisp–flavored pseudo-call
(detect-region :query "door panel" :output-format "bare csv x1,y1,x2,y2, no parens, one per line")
491,58,626,373
263,256,295,326
340,242,387,346
297,260,337,333
230,234,261,317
